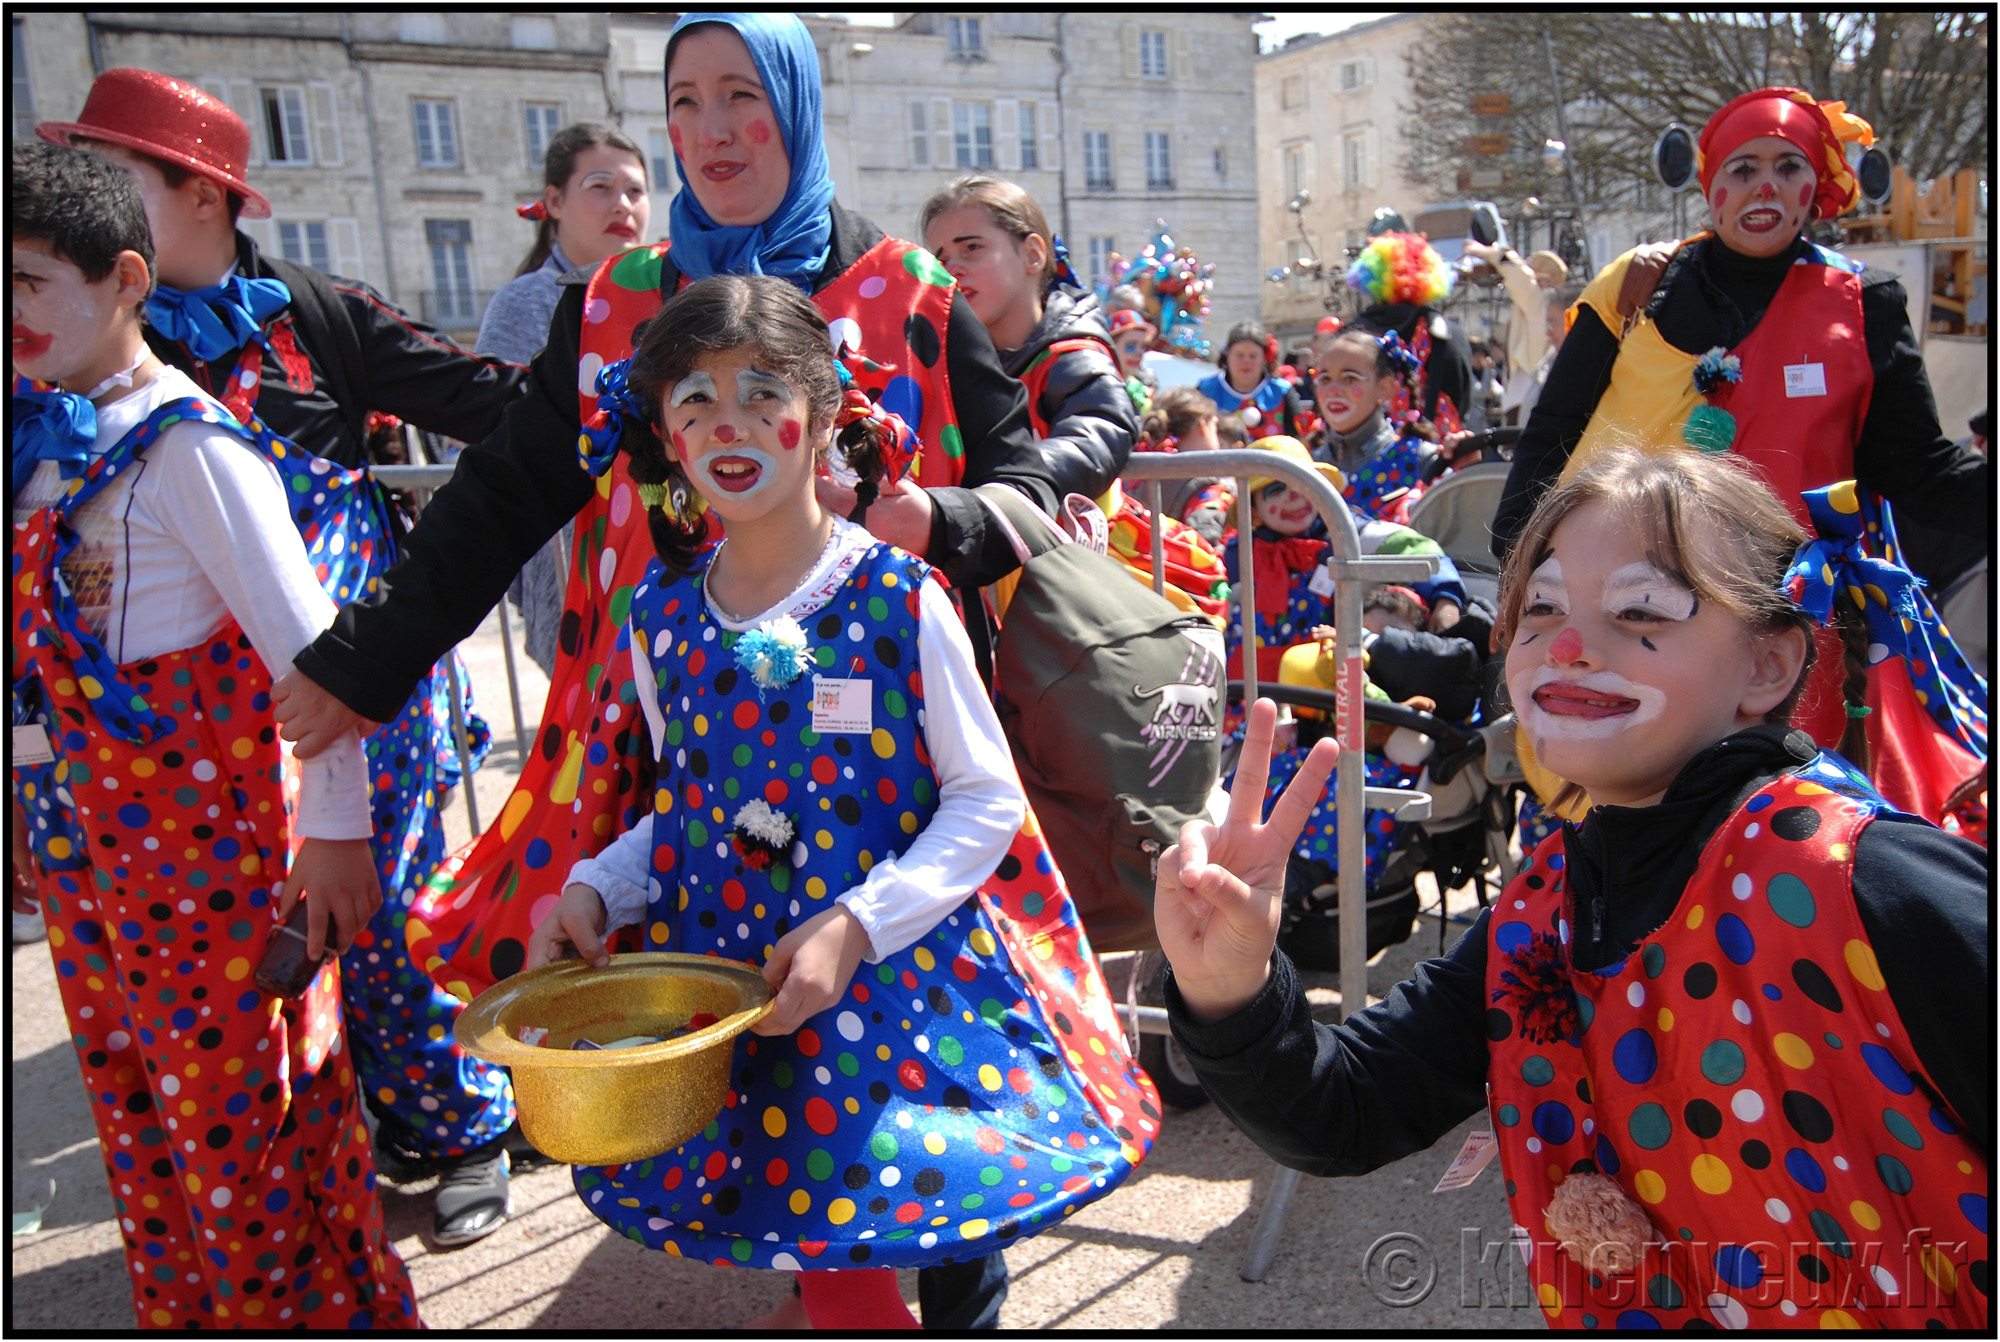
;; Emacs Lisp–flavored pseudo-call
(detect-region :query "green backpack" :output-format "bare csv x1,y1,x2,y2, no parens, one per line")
978,486,1224,953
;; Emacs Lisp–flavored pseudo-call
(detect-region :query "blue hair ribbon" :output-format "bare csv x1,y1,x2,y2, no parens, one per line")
577,358,649,477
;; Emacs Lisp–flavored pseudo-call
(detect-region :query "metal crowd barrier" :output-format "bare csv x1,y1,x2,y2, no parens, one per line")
1120,448,1438,1282
375,446,1433,1281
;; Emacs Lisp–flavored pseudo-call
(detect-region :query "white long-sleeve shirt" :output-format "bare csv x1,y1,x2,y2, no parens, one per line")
12,366,370,839
569,518,1024,961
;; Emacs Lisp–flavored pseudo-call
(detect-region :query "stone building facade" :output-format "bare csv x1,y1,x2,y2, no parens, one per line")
13,11,613,343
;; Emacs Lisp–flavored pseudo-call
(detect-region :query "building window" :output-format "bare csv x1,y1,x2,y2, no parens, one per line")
1145,131,1172,191
399,13,446,44
1213,146,1226,180
907,101,930,167
1280,74,1305,112
953,101,992,169
1087,236,1116,288
1284,145,1305,199
12,19,36,142
1139,29,1168,78
945,16,982,59
276,220,332,273
425,219,477,326
1343,131,1368,191
524,102,561,169
413,98,460,168
261,87,312,164
648,128,673,187
1083,130,1112,191
1340,59,1369,91
1017,102,1038,170
510,15,557,50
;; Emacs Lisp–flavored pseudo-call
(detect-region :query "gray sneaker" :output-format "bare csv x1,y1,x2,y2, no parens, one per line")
432,1146,510,1247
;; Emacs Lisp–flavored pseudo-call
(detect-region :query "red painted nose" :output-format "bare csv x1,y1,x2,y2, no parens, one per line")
1550,627,1584,662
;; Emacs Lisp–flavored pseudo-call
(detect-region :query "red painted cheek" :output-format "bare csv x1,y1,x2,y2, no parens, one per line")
1797,183,1814,209
715,423,737,444
745,120,772,146
670,430,687,460
1712,187,1727,211
668,125,683,153
779,419,801,451
1549,628,1584,663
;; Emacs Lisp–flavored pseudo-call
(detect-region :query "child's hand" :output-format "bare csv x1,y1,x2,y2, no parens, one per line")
1155,699,1337,1024
526,883,611,970
279,838,382,960
753,905,873,1037
271,669,378,759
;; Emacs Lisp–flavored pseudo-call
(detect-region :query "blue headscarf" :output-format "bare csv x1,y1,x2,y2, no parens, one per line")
664,14,835,291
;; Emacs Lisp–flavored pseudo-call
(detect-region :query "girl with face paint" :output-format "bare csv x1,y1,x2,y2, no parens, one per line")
1151,446,1990,1331
1491,88,1989,827
522,275,1154,1329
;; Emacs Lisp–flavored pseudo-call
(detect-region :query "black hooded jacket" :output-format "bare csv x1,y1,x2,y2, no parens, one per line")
997,286,1137,498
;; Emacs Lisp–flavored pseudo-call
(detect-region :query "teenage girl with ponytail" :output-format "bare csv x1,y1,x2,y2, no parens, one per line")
524,274,1150,1329
1160,445,1989,1331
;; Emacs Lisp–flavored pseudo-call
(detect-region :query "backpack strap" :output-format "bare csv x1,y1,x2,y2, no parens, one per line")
1612,241,1681,338
269,254,369,450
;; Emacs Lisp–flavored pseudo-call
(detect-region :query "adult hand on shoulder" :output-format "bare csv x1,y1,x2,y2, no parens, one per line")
272,668,377,759
754,904,872,1037
280,838,382,960
1155,698,1337,1025
526,883,611,970
856,478,937,558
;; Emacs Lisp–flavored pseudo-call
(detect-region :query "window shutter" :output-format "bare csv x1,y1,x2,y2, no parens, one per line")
907,99,928,167
1172,27,1191,81
1043,103,1061,176
1120,23,1140,79
1363,128,1377,190
930,96,952,170
330,218,365,283
308,82,342,167
223,80,264,166
994,97,1018,172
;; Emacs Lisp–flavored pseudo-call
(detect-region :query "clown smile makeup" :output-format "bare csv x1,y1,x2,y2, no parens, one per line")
698,446,779,497
1519,666,1668,739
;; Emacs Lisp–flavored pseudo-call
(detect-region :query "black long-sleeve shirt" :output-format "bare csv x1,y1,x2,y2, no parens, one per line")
146,231,530,470
1167,726,1991,1176
1492,235,1992,557
998,286,1135,492
298,203,1057,723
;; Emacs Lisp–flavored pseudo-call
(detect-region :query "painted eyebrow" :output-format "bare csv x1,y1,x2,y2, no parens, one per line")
1601,562,1699,617
735,369,793,403
668,371,717,407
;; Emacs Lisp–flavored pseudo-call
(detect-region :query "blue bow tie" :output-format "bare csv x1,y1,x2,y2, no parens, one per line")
11,378,97,498
145,275,293,362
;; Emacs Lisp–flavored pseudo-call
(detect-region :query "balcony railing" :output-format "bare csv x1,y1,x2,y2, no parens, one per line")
420,289,493,331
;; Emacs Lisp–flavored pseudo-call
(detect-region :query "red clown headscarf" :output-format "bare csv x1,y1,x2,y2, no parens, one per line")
1697,86,1876,220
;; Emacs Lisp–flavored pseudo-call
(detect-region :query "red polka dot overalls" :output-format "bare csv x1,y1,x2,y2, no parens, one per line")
1485,753,1988,1329
10,398,416,1328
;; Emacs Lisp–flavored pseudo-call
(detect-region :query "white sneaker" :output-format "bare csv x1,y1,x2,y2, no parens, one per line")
12,901,46,944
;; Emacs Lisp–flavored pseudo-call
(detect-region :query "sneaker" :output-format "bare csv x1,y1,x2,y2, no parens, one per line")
12,900,46,945
433,1145,510,1247
371,1123,438,1187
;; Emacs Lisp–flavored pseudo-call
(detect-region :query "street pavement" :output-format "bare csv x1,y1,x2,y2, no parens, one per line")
10,605,1538,1330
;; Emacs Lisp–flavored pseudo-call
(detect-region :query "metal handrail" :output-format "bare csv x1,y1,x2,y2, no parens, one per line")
1120,447,1438,1282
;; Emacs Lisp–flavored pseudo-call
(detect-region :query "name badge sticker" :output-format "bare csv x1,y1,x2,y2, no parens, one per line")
811,677,873,734
1784,362,1827,398
1433,1130,1498,1192
12,724,56,766
1307,563,1337,598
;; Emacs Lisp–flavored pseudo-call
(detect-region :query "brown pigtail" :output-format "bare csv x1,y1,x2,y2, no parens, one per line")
1834,600,1874,774
835,414,894,515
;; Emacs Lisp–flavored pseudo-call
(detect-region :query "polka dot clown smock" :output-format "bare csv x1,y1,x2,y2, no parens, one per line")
566,520,1156,1270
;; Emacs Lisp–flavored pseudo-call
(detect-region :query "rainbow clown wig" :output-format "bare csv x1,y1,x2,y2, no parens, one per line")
1346,231,1454,309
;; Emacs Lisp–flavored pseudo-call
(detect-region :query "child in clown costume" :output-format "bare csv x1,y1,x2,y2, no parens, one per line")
1161,447,1988,1330
9,143,415,1328
526,275,1153,1329
1310,326,1445,527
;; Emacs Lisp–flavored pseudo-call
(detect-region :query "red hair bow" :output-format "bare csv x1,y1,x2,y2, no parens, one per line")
516,200,549,221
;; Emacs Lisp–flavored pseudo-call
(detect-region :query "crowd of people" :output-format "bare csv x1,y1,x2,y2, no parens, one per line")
10,12,1989,1332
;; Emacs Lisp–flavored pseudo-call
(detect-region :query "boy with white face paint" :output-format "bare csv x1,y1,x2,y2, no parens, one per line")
1153,447,1990,1330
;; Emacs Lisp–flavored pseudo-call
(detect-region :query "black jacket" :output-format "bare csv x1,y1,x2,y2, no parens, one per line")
1168,727,1991,1175
1354,302,1472,429
1493,234,1991,556
144,231,530,470
998,286,1136,500
298,203,1051,722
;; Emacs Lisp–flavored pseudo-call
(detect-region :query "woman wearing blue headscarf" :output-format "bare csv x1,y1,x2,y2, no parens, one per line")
272,13,1125,1328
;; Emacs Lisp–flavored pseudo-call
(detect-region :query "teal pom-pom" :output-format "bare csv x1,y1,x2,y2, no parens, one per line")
1683,403,1737,454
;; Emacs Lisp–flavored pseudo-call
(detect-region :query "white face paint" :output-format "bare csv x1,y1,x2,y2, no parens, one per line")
668,370,717,408
1514,664,1669,741
1522,556,1568,618
692,444,780,500
735,368,794,409
1600,561,1699,622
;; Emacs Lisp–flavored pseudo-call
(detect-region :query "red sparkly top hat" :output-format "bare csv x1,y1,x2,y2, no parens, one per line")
38,67,271,219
